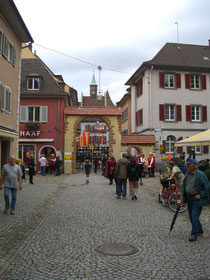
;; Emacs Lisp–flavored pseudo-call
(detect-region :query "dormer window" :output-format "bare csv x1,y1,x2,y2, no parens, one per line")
27,77,40,90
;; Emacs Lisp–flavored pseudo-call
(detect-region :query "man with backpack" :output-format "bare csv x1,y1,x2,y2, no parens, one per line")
114,154,129,199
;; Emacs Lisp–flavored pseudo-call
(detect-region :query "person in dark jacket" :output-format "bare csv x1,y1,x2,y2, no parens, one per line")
55,156,62,176
127,156,141,200
28,155,36,184
105,156,116,185
181,158,209,242
84,160,91,184
114,154,129,199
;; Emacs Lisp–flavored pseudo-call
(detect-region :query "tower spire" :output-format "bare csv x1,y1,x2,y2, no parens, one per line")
90,71,98,98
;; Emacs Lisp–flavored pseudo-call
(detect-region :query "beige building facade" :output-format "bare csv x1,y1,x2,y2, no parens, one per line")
0,0,33,169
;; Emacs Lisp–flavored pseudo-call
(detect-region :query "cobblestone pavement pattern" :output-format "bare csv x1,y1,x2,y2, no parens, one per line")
0,173,209,280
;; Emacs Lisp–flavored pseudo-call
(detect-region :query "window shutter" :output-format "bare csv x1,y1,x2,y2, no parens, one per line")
41,106,48,122
203,146,209,154
139,109,143,125
201,75,206,90
176,137,183,154
186,105,191,122
159,104,165,121
20,106,27,122
202,106,207,122
162,140,166,154
0,83,4,110
159,72,164,88
176,73,181,88
176,105,182,121
2,34,8,58
12,47,16,66
185,74,190,89
0,30,3,54
187,146,191,154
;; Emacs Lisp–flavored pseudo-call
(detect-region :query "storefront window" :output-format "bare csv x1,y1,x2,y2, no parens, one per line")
18,145,35,167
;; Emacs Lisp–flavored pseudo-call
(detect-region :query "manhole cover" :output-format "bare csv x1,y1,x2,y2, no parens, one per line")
95,243,138,256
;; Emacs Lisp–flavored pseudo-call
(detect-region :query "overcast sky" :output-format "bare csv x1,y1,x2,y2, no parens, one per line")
14,0,210,104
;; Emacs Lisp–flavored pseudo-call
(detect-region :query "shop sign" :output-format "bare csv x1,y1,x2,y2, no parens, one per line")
20,130,41,137
65,152,72,162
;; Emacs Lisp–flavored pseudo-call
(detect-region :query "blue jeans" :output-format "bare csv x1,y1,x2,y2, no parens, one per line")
41,166,46,176
4,186,18,211
117,178,127,197
187,196,203,237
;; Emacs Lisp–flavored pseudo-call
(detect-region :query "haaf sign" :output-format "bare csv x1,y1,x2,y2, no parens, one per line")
20,130,41,137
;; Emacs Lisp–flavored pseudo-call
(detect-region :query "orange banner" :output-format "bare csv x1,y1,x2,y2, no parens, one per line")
83,132,90,147
79,136,83,146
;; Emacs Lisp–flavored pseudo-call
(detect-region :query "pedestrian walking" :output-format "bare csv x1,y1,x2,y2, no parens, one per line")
55,156,62,176
101,154,107,176
180,158,209,242
0,156,22,215
105,156,116,185
28,154,36,184
50,153,56,174
84,160,91,184
114,154,129,199
94,157,99,173
139,153,146,185
127,156,141,200
39,154,46,176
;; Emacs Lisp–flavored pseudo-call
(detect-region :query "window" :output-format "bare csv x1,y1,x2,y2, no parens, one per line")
121,108,128,122
0,82,4,110
0,32,16,66
165,74,175,88
136,109,143,126
20,106,48,122
5,86,11,113
8,42,16,65
165,105,175,121
165,135,176,153
191,106,201,121
27,77,40,90
137,79,143,97
190,75,200,89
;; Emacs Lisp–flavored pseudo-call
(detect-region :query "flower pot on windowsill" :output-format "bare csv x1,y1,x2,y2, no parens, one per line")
25,122,40,130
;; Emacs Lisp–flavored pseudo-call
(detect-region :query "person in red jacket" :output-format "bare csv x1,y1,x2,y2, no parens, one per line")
147,152,156,177
50,153,56,174
105,155,116,185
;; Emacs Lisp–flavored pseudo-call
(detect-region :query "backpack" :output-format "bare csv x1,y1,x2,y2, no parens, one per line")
129,163,137,179
177,164,188,174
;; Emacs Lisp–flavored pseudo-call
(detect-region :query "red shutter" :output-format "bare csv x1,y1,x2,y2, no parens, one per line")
203,146,209,154
202,106,207,122
201,75,206,90
186,105,191,122
159,72,165,88
140,109,143,125
176,105,182,121
176,137,183,154
187,146,191,154
159,104,165,121
176,73,181,88
185,74,190,89
162,140,166,154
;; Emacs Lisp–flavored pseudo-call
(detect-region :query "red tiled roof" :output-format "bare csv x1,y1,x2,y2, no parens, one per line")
121,134,156,144
65,106,122,115
82,91,115,107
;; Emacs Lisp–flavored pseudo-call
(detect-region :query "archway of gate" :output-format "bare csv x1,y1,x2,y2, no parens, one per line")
64,107,122,174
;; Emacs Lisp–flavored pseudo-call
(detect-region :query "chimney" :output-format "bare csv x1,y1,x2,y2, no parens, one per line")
208,39,210,47
81,92,83,107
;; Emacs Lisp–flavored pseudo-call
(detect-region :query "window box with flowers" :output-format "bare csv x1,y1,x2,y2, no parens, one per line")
25,121,40,130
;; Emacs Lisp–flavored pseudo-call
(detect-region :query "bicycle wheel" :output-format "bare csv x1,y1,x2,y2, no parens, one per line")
168,191,188,213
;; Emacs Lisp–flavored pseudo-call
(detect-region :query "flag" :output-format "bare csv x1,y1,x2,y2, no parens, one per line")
79,136,83,146
83,132,90,147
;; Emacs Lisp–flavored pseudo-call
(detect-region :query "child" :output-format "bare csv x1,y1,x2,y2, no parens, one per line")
84,160,91,184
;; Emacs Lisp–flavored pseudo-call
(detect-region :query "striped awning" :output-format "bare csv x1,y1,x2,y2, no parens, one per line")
175,129,210,147
0,128,19,139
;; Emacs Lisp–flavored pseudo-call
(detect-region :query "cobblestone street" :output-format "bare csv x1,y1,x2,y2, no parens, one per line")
0,173,209,280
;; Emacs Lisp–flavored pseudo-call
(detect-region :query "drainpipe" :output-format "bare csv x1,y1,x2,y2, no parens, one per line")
57,98,60,151
149,66,153,131
16,46,22,157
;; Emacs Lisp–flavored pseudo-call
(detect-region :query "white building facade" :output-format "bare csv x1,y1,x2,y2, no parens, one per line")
126,42,210,164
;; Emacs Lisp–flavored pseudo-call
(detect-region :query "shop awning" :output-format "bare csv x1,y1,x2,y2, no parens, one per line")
0,128,18,139
175,129,210,147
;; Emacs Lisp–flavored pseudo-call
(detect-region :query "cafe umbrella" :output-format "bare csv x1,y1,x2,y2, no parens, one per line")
169,205,180,235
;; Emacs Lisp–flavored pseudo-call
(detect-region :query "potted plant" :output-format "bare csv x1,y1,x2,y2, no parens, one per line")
25,121,40,130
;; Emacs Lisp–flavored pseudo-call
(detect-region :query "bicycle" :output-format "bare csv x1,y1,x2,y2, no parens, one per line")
168,188,187,213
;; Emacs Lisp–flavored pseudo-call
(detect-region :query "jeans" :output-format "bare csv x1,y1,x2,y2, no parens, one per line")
187,196,203,237
4,186,17,211
41,166,46,176
117,178,127,197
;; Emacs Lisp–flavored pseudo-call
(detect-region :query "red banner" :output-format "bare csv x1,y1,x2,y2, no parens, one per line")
83,132,90,147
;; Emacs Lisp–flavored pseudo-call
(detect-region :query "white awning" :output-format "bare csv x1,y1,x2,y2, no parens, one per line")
0,128,19,139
